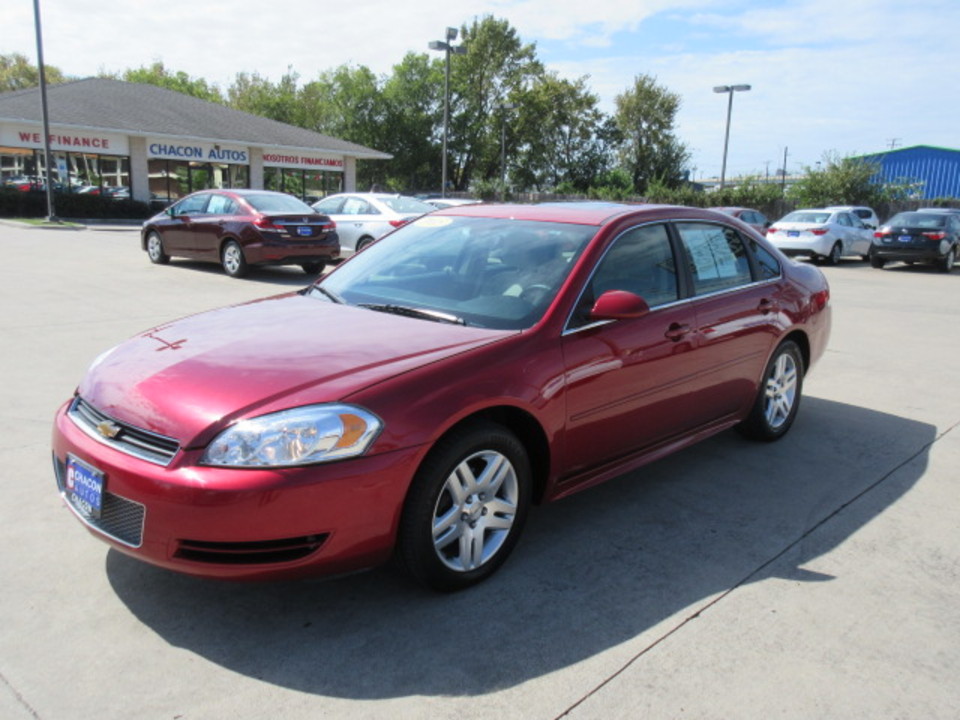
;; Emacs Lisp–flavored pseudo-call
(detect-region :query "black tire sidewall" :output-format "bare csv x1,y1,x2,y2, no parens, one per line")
398,421,532,592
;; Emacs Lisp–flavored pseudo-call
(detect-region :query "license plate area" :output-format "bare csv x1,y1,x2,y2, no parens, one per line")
899,235,913,243
787,230,800,238
66,454,104,520
297,226,313,237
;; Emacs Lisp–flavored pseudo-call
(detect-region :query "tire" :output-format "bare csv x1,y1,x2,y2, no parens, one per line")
146,231,169,265
869,252,886,269
301,261,325,274
937,246,956,273
221,240,248,278
738,340,804,442
397,421,532,592
823,242,841,266
355,237,374,252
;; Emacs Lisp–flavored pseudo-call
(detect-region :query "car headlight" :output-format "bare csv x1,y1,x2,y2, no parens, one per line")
201,404,382,467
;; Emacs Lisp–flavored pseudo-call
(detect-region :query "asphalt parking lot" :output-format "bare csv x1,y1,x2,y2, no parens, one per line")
1,221,958,720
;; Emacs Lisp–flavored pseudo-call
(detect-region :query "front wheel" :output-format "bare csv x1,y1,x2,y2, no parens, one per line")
397,421,532,592
221,240,248,278
146,231,169,264
738,340,804,442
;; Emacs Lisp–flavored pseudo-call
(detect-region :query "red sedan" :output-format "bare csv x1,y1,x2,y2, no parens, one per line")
141,189,340,277
53,203,831,591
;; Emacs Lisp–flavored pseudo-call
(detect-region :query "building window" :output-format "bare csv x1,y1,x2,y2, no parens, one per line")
264,167,341,203
1,146,130,197
148,159,249,205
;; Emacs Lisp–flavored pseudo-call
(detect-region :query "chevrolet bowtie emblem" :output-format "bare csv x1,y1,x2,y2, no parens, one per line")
96,420,122,439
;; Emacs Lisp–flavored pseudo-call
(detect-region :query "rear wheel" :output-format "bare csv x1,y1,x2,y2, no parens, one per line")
937,246,956,273
397,421,532,592
301,261,325,274
738,340,804,442
823,242,841,266
869,251,886,269
146,231,169,264
355,237,374,252
221,240,248,278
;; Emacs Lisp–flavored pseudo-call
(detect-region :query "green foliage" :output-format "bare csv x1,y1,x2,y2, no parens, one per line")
0,53,67,91
228,69,300,124
588,168,635,200
115,62,224,103
788,154,912,208
613,75,690,194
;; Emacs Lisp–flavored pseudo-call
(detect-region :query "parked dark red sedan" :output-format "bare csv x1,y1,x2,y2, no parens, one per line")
141,189,340,277
54,203,831,591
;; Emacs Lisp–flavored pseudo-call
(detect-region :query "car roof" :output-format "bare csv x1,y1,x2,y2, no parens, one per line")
431,201,730,226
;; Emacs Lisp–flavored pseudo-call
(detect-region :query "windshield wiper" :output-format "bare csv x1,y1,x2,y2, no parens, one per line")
359,303,466,325
304,284,344,304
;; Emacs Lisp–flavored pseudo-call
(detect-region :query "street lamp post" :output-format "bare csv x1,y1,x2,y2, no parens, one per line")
33,0,57,221
429,27,467,198
497,102,517,200
713,84,751,189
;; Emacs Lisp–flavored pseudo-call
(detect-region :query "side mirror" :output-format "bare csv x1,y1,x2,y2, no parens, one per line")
590,290,650,321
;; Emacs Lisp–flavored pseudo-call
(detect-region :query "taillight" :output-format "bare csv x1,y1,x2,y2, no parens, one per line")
874,230,885,238
922,231,946,240
253,214,282,231
388,219,409,228
809,228,828,236
812,288,830,311
767,227,779,234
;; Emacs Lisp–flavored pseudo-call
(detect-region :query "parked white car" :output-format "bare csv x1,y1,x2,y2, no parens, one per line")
824,205,880,230
767,208,873,264
311,193,435,253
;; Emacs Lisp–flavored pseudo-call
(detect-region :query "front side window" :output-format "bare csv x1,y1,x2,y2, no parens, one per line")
676,223,752,295
174,193,210,216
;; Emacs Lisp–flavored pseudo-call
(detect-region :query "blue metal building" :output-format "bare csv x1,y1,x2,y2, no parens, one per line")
860,145,960,199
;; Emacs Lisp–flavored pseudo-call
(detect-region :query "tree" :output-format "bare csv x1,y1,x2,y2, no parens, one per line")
117,62,224,103
788,153,911,208
228,69,300,125
0,52,66,92
613,74,690,194
447,16,543,191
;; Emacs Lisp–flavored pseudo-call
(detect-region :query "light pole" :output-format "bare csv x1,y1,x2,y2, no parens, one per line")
429,27,467,198
497,102,517,200
33,0,57,221
713,84,751,189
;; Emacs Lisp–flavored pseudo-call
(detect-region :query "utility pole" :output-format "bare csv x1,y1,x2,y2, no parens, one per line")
780,147,789,195
33,0,57,221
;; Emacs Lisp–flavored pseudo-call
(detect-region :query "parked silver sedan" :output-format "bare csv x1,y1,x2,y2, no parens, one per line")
312,193,435,253
766,208,873,265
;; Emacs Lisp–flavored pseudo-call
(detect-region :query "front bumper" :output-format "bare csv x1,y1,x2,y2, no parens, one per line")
52,399,423,580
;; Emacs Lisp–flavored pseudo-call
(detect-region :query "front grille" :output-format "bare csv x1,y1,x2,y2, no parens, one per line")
174,535,328,565
69,397,180,466
54,455,145,547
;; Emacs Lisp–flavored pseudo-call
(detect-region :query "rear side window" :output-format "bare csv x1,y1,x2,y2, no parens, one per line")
675,223,752,295
206,194,238,215
749,239,781,280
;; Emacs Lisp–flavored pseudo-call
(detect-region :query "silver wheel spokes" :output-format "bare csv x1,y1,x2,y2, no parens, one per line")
224,246,241,273
764,352,798,429
148,235,161,259
432,450,518,572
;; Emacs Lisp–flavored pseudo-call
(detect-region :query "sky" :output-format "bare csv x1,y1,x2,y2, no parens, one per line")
4,0,959,181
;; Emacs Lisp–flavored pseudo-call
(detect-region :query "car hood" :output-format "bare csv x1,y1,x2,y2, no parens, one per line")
79,293,513,446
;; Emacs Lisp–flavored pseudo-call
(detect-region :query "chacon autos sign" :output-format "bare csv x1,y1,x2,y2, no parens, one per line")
147,139,249,163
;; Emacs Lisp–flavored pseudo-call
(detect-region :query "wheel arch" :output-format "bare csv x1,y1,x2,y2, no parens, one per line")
419,405,552,505
781,329,810,376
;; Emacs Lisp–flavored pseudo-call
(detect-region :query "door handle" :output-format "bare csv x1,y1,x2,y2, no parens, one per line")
664,323,691,341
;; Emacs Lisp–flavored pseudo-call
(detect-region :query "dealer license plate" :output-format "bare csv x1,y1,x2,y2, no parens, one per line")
297,226,313,237
66,455,104,519
899,235,913,243
787,231,800,237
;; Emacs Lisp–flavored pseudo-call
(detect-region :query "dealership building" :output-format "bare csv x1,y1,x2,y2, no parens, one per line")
0,77,391,203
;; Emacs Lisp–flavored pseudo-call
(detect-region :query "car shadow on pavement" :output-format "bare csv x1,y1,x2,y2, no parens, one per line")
163,259,326,287
105,397,935,699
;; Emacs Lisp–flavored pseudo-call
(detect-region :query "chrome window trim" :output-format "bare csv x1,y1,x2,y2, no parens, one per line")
562,218,783,337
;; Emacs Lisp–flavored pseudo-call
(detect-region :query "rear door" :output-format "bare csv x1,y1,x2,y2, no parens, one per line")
194,192,240,259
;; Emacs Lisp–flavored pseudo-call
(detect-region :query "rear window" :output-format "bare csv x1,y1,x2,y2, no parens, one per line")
888,212,946,229
245,193,316,214
782,211,830,224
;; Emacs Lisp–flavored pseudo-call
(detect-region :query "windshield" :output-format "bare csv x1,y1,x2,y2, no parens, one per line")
317,215,595,330
380,196,436,214
782,211,831,224
246,193,317,214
